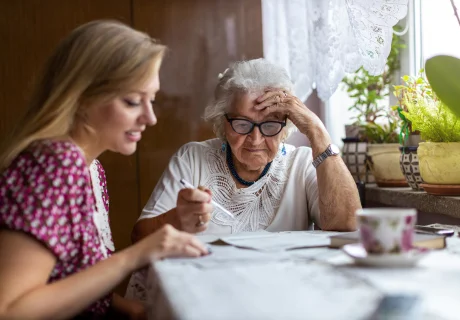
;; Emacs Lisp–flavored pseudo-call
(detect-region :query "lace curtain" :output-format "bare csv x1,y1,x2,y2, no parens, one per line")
262,0,409,102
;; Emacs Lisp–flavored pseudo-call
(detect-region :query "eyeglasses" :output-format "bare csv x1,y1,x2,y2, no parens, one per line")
225,114,286,137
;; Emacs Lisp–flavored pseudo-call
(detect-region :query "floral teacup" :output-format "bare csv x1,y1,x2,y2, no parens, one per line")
356,208,417,255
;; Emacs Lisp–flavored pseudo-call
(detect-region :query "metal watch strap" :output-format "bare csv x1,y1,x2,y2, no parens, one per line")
312,144,337,168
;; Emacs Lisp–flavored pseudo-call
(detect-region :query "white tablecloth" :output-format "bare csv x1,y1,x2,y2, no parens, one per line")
146,232,460,320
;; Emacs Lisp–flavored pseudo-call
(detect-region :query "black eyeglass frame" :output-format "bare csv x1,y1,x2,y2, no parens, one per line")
224,114,287,137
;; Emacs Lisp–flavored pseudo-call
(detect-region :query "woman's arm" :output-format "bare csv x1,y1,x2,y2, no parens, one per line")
0,225,207,320
307,125,360,231
132,208,180,243
255,90,360,231
0,229,136,320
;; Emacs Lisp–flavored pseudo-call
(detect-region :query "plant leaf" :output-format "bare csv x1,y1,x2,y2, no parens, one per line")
425,55,460,118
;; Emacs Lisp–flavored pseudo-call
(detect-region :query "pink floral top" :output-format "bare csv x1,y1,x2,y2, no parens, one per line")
0,140,112,318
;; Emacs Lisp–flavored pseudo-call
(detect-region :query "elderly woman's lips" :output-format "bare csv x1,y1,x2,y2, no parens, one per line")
245,148,264,152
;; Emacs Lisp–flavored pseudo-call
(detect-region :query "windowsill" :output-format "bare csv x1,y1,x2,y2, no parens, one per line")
365,184,460,223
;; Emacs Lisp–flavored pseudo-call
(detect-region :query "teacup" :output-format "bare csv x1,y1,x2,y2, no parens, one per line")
356,208,417,255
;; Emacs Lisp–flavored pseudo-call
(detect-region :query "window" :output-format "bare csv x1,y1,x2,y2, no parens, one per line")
415,0,460,72
325,0,460,146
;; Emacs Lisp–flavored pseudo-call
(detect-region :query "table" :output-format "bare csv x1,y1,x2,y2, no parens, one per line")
146,232,460,320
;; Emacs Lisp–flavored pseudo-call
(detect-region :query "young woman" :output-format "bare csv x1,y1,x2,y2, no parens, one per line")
0,20,213,319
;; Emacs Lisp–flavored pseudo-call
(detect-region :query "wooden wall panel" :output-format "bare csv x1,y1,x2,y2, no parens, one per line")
0,0,137,253
133,0,264,206
1,2,264,296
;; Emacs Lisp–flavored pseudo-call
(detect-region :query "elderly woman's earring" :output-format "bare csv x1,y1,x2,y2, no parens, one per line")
221,142,227,152
281,141,286,156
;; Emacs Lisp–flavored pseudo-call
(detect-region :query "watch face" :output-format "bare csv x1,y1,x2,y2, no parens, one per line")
330,144,340,154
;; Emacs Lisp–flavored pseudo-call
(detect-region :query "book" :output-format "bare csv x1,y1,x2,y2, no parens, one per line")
329,231,446,250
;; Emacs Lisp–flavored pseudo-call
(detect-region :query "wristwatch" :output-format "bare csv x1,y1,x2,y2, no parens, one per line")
312,144,340,168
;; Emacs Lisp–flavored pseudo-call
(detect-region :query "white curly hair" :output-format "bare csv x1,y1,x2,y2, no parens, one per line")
203,58,297,141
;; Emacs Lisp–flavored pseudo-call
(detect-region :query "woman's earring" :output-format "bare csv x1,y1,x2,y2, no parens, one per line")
221,142,227,152
281,141,286,156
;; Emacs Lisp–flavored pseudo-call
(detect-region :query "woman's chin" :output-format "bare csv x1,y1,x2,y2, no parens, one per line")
118,143,137,156
241,159,269,171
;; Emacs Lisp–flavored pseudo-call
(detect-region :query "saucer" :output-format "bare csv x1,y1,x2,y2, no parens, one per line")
342,243,429,268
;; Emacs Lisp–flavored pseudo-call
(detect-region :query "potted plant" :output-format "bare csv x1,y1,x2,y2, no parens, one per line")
363,110,407,187
399,56,460,195
341,30,406,187
393,72,430,191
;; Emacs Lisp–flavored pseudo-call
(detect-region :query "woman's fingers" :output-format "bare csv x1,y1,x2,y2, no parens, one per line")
178,203,214,216
187,236,209,255
197,186,212,201
182,245,202,257
152,226,209,259
178,187,211,204
255,90,291,111
176,195,213,232
256,89,285,103
199,212,212,224
193,212,211,225
176,186,214,233
254,95,282,110
172,232,208,257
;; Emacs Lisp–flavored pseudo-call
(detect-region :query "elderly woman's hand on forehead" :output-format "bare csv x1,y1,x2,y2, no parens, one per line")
254,89,322,135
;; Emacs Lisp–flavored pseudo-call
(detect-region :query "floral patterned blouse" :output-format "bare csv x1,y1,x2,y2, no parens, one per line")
0,140,113,318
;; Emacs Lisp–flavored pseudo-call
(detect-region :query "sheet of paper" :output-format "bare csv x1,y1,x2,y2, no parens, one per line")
196,230,271,244
219,231,331,251
164,244,295,268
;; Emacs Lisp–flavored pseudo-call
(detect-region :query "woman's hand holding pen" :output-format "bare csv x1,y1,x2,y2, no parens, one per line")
175,186,214,233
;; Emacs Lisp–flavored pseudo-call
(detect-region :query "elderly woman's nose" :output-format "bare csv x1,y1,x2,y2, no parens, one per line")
248,126,264,142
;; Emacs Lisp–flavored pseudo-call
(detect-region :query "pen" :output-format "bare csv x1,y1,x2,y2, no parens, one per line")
179,178,235,219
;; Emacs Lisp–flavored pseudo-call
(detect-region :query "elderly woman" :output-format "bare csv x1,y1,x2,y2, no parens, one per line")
125,58,360,299
133,58,360,236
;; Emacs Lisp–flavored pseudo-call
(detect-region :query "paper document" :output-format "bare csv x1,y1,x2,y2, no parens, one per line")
164,244,293,268
218,231,331,251
196,230,271,244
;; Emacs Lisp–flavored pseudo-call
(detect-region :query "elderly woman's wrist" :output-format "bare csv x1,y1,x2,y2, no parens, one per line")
305,126,331,157
167,208,183,231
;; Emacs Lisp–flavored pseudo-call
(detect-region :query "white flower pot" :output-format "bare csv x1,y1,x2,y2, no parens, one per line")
367,143,408,187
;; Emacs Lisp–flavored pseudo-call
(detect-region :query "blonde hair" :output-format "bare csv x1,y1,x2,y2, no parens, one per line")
0,20,166,171
203,58,297,141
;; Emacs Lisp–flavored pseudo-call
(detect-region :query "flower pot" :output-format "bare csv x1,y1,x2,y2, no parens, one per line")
418,142,460,184
403,134,422,147
367,143,408,188
342,138,375,183
399,146,424,191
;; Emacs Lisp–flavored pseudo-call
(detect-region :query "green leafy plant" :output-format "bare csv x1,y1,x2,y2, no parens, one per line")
399,74,460,142
342,28,405,143
361,112,400,144
393,70,432,144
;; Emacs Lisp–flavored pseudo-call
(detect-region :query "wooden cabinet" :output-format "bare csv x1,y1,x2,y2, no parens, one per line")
133,0,263,205
0,0,263,255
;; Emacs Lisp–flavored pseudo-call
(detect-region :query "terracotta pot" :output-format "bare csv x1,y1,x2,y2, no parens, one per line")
399,146,424,191
418,142,460,184
367,143,408,187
